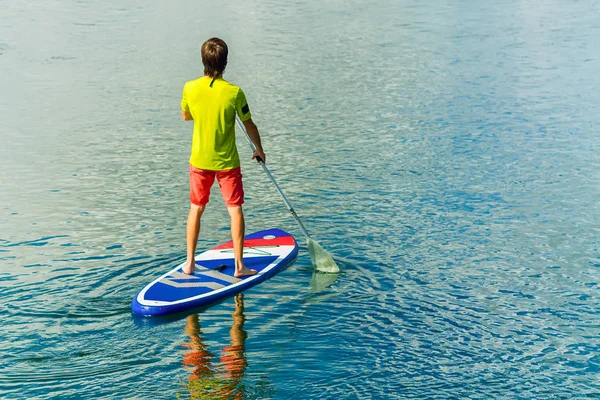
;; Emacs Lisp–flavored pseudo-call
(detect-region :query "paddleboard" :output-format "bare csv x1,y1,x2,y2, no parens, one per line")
131,228,298,316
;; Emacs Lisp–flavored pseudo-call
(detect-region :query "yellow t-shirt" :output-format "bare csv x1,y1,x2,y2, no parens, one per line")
181,76,252,170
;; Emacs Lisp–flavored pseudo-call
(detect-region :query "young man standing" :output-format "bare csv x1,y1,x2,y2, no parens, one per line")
180,37,265,277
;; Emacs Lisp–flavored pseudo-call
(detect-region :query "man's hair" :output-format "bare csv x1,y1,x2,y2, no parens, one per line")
201,38,228,77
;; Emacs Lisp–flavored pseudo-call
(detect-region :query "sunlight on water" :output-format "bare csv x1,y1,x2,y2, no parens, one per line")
1,0,600,398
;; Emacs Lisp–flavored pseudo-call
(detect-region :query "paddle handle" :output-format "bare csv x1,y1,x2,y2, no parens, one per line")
235,116,312,240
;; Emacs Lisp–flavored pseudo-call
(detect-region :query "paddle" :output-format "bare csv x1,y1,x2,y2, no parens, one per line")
235,116,340,273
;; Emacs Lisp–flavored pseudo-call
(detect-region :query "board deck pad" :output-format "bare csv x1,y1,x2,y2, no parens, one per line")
132,229,298,316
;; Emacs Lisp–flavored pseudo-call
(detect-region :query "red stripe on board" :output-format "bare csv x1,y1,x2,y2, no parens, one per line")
213,235,295,250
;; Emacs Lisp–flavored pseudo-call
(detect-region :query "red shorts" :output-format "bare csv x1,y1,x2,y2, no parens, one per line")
189,165,244,207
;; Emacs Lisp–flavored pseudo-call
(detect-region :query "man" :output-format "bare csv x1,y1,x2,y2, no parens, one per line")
180,37,265,277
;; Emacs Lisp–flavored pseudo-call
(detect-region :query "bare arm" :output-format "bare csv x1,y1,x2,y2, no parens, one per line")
182,110,193,121
242,118,266,163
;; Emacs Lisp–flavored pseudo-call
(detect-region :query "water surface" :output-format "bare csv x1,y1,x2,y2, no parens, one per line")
1,0,599,398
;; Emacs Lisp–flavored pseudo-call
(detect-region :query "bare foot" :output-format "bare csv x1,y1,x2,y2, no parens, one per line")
234,266,257,278
182,260,195,275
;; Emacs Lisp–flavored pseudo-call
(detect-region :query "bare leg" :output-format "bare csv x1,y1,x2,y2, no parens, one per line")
227,206,256,277
183,203,205,274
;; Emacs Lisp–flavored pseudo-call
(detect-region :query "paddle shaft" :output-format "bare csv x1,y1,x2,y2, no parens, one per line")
235,116,312,240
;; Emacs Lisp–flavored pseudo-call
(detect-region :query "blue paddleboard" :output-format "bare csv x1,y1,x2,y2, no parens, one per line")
131,228,298,316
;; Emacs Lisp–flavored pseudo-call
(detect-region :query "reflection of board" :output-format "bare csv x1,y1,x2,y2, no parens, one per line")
131,229,298,316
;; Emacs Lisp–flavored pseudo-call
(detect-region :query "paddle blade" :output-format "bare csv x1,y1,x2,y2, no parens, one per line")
307,238,339,273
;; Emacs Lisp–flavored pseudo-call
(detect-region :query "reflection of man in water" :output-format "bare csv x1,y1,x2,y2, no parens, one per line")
183,314,214,382
182,294,248,399
220,294,248,382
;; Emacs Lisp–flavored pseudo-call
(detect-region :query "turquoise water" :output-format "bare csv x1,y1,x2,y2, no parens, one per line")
2,0,600,398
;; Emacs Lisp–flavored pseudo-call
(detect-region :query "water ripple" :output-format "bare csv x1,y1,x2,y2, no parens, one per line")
2,0,600,398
